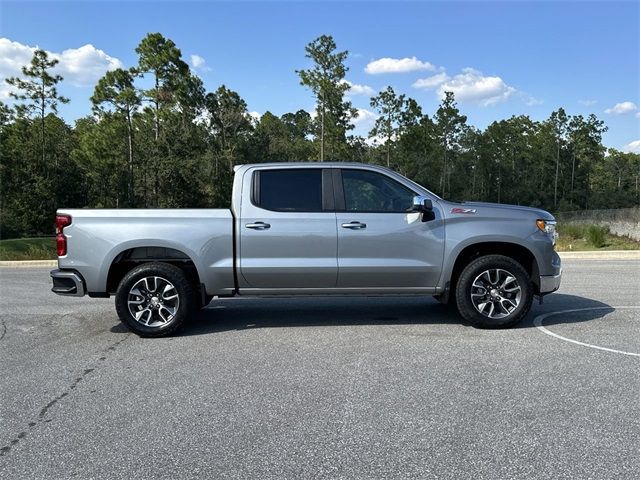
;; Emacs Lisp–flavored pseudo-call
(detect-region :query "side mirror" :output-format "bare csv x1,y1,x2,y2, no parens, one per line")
412,195,436,221
412,195,433,212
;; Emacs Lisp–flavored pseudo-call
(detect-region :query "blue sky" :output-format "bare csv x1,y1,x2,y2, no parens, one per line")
1,0,638,151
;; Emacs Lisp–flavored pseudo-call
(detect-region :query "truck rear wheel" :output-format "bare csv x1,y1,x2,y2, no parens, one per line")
115,262,194,337
455,254,533,328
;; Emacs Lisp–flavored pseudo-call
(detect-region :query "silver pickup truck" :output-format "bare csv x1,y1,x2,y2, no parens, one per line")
51,162,561,336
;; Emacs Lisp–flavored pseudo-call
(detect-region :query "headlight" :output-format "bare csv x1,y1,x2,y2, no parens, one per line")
536,219,557,245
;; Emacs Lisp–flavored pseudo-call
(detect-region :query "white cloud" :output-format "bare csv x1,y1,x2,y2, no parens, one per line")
364,132,399,146
364,135,386,146
352,107,377,126
0,39,40,100
247,111,261,122
604,101,637,115
190,54,205,68
365,56,435,74
310,106,378,131
623,140,640,153
190,54,211,72
412,72,449,89
0,38,33,80
194,109,210,126
437,68,516,106
343,80,374,96
578,99,597,106
55,44,122,86
523,95,543,106
636,111,640,119
411,66,540,107
0,37,122,99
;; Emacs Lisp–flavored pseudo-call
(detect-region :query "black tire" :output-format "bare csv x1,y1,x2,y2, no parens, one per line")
115,262,195,337
455,254,533,328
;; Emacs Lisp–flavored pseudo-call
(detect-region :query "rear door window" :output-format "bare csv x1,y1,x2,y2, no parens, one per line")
255,169,323,212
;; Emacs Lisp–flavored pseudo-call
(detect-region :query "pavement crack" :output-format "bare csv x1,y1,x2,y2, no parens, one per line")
38,392,70,420
0,318,6,341
0,332,131,457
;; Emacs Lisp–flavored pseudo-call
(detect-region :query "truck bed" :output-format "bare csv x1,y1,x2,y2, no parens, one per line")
57,209,235,296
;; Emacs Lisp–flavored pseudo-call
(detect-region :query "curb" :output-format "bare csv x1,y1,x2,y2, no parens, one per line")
0,260,57,268
558,250,640,260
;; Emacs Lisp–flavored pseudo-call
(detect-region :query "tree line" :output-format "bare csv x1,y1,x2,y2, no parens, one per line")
1,33,638,238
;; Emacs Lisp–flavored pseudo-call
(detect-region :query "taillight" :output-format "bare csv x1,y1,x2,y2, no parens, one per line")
55,214,72,256
56,235,67,256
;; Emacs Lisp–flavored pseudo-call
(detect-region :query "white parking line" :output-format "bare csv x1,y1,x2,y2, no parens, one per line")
534,306,640,357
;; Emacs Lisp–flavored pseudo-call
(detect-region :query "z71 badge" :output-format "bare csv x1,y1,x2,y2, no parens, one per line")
451,207,477,214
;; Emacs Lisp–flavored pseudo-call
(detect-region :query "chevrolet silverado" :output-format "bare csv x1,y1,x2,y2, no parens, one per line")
51,163,562,336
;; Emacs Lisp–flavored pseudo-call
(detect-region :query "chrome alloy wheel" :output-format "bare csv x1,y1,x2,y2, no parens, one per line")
127,276,180,327
470,268,522,319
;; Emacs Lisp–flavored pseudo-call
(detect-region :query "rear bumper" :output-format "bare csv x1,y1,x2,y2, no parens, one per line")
50,269,86,297
539,269,562,294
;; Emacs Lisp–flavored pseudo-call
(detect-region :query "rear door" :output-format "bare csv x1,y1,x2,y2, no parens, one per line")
239,168,338,289
334,168,445,289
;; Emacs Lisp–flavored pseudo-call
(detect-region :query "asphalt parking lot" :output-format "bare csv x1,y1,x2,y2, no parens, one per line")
1,260,639,479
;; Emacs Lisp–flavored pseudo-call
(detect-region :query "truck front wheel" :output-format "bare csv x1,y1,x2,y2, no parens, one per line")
115,262,195,337
455,254,533,328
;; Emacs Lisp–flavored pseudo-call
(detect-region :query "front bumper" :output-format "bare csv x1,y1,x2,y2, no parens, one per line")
50,269,86,296
539,269,562,294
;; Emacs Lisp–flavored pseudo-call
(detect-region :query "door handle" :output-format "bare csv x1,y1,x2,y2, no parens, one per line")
245,222,271,230
341,221,367,230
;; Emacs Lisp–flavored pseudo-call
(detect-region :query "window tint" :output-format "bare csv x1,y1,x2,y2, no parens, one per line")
342,169,415,212
257,169,323,212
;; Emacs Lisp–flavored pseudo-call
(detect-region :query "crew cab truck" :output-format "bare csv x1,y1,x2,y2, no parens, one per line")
51,163,562,337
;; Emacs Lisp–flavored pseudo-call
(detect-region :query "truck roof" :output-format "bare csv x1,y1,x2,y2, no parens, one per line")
233,162,386,172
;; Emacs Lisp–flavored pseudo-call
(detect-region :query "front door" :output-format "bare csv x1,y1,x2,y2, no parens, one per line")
239,168,338,289
335,168,445,289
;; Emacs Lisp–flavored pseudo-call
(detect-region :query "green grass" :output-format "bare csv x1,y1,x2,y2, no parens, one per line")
556,223,640,251
585,225,608,248
0,237,56,260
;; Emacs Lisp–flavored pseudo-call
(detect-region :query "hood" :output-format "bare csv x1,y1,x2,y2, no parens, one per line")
440,200,555,221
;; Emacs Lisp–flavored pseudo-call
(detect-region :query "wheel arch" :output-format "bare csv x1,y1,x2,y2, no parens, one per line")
105,245,203,295
444,240,540,300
